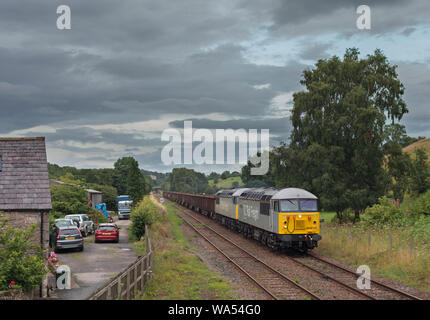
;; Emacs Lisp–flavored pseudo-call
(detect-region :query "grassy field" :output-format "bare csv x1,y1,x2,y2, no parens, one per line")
208,176,244,189
403,138,430,163
315,212,430,294
136,201,235,300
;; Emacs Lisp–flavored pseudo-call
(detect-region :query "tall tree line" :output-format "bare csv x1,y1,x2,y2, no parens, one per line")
242,48,429,221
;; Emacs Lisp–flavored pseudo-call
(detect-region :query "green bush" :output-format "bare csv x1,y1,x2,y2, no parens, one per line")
130,197,160,240
364,197,408,227
412,190,430,216
0,214,47,291
50,184,98,221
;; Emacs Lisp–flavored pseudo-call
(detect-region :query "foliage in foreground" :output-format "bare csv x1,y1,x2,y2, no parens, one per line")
0,214,47,291
130,197,161,240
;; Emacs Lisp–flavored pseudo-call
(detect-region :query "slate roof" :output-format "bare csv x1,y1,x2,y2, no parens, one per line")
0,137,52,210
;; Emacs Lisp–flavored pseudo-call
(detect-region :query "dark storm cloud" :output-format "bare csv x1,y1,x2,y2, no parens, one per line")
29,127,162,148
396,61,430,137
169,117,292,137
0,0,429,170
267,0,430,37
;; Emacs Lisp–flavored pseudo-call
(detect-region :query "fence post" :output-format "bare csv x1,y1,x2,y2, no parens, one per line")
134,264,138,296
144,257,146,289
117,277,121,300
409,238,413,259
126,270,130,300
368,231,371,249
107,285,111,300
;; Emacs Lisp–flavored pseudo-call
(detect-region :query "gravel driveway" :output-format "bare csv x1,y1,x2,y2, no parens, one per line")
54,218,137,300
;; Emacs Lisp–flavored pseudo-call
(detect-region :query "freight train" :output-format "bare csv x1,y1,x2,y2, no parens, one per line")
163,187,321,252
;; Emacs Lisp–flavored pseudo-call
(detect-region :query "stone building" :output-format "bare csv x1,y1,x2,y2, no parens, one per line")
0,137,52,297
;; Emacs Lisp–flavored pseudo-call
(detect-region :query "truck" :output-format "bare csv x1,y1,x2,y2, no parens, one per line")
117,195,133,220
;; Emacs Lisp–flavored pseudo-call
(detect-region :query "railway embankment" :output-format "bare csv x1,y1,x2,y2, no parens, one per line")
134,199,236,300
315,193,430,297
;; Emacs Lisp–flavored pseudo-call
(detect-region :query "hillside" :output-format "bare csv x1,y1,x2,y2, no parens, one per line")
208,176,244,190
403,138,430,161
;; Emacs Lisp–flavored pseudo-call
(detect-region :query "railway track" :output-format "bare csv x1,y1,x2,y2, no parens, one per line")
176,207,321,300
295,253,423,300
164,197,425,300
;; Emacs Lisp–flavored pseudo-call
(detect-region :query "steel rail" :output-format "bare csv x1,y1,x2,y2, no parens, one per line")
176,205,321,300
307,252,423,300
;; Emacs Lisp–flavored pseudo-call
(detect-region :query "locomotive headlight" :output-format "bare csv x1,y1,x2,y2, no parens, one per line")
298,215,302,218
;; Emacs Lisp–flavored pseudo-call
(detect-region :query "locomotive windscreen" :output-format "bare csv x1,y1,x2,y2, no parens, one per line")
299,200,318,211
279,199,318,212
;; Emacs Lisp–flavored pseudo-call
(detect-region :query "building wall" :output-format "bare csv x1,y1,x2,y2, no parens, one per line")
1,210,50,259
88,193,103,207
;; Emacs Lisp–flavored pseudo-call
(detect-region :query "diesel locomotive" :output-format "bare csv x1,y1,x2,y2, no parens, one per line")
163,187,322,252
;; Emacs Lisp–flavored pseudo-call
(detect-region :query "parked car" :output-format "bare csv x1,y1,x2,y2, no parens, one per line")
95,223,120,243
64,214,95,237
50,226,84,253
53,218,75,228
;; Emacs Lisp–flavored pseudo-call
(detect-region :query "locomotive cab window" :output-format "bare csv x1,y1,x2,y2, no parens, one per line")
300,199,318,211
273,201,279,212
216,198,220,204
279,200,299,212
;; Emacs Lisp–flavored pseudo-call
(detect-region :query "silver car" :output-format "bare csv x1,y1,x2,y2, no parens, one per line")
64,214,94,237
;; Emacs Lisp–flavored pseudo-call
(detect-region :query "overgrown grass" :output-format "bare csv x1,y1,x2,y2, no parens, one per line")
320,211,336,223
316,214,430,294
138,201,235,300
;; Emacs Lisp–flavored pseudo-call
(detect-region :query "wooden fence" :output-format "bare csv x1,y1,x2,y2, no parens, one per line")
89,225,153,300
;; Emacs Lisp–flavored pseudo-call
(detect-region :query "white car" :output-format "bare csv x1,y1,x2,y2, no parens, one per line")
64,214,95,237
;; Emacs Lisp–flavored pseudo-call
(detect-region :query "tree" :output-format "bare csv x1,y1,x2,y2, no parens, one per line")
126,159,146,203
113,157,149,202
410,148,430,195
289,48,407,222
220,171,231,180
208,172,220,180
167,168,210,194
113,157,136,195
50,184,95,218
383,124,412,202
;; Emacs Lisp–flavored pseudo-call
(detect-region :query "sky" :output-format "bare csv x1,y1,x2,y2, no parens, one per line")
1,0,429,173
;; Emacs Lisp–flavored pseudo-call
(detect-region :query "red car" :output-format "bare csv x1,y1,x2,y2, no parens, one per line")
95,223,120,243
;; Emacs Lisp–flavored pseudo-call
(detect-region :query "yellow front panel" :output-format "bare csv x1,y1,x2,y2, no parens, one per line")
278,212,320,235
235,205,238,220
